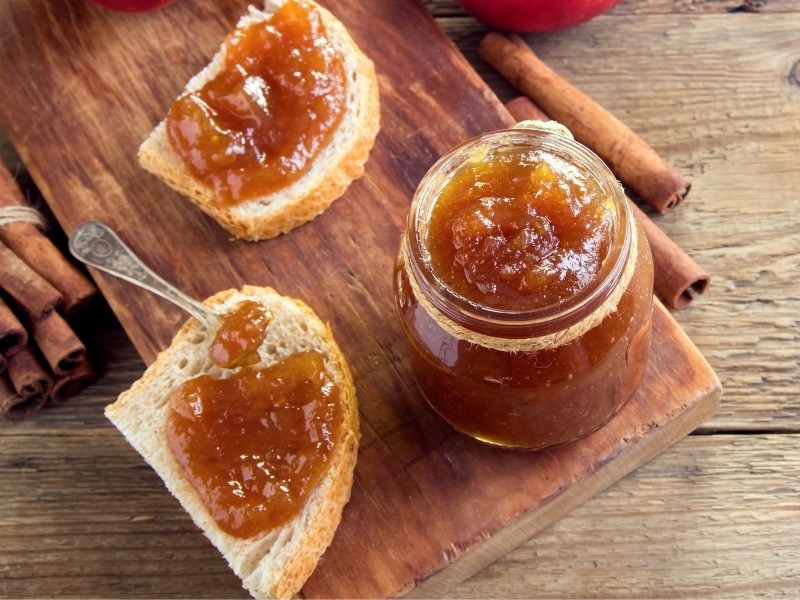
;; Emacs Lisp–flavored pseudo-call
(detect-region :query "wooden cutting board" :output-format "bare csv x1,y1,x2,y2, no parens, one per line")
0,0,721,597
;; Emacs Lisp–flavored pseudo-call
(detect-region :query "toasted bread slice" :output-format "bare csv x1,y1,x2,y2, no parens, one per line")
106,286,359,599
138,0,380,241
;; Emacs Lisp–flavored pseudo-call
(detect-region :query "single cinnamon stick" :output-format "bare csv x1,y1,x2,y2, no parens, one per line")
504,96,710,309
28,310,87,376
480,32,690,213
0,295,27,358
627,201,710,308
0,163,98,313
504,96,550,123
6,344,52,404
0,375,47,421
7,344,52,398
0,240,62,319
1,371,47,421
50,360,95,404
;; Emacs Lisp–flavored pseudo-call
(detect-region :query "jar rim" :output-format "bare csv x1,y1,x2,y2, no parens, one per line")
405,128,632,339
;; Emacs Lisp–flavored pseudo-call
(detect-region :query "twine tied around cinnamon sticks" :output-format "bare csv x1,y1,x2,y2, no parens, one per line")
0,205,47,228
479,32,710,309
0,162,99,421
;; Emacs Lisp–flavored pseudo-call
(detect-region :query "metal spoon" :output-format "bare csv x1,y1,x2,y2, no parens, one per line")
68,221,219,332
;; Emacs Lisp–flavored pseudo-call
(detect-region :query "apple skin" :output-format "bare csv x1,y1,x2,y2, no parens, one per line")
456,0,622,33
85,0,177,13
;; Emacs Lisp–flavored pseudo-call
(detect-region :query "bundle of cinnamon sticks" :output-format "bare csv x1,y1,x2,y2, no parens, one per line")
0,163,98,421
479,32,710,309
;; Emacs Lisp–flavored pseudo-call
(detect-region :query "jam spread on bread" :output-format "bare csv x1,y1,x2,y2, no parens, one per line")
209,300,273,368
166,350,341,537
165,0,346,205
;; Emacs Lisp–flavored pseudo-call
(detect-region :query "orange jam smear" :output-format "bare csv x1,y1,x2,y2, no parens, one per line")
209,300,273,368
165,0,346,205
426,148,614,311
166,350,341,538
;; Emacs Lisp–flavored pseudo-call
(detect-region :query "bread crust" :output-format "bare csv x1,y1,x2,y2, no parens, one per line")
106,286,359,599
138,0,381,241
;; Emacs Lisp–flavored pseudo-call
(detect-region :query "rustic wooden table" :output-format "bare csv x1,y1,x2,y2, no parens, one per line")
2,0,799,597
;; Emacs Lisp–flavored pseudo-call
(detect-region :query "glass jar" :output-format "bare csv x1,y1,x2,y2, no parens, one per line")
393,125,654,450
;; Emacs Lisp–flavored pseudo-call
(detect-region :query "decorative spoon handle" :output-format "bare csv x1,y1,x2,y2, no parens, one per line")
69,221,218,332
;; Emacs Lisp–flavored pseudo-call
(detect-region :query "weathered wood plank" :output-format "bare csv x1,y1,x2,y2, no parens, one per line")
446,433,800,599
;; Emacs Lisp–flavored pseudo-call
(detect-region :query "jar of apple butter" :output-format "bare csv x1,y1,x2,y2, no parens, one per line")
393,124,654,450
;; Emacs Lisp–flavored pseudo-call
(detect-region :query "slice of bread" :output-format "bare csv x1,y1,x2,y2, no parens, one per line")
138,0,381,241
106,285,359,599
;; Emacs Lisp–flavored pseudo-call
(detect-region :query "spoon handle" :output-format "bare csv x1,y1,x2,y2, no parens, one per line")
69,221,217,332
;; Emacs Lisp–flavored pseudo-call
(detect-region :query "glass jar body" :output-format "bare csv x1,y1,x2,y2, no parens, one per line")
393,128,655,450
394,221,652,449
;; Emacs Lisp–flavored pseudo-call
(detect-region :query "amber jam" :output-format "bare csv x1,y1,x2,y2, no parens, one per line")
209,300,273,368
393,127,654,450
165,0,346,205
166,350,341,538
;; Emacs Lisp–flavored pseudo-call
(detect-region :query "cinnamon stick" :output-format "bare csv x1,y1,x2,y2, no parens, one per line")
4,345,52,420
0,240,62,319
627,201,710,309
503,96,710,309
1,374,48,420
0,163,97,313
504,96,550,123
0,295,27,358
1,372,47,421
480,32,690,213
29,310,86,376
50,360,95,404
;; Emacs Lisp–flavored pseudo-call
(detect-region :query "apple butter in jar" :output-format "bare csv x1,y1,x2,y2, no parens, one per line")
393,125,654,450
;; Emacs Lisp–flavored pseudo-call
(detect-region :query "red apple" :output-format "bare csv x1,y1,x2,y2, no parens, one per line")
455,0,622,33
85,0,177,13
